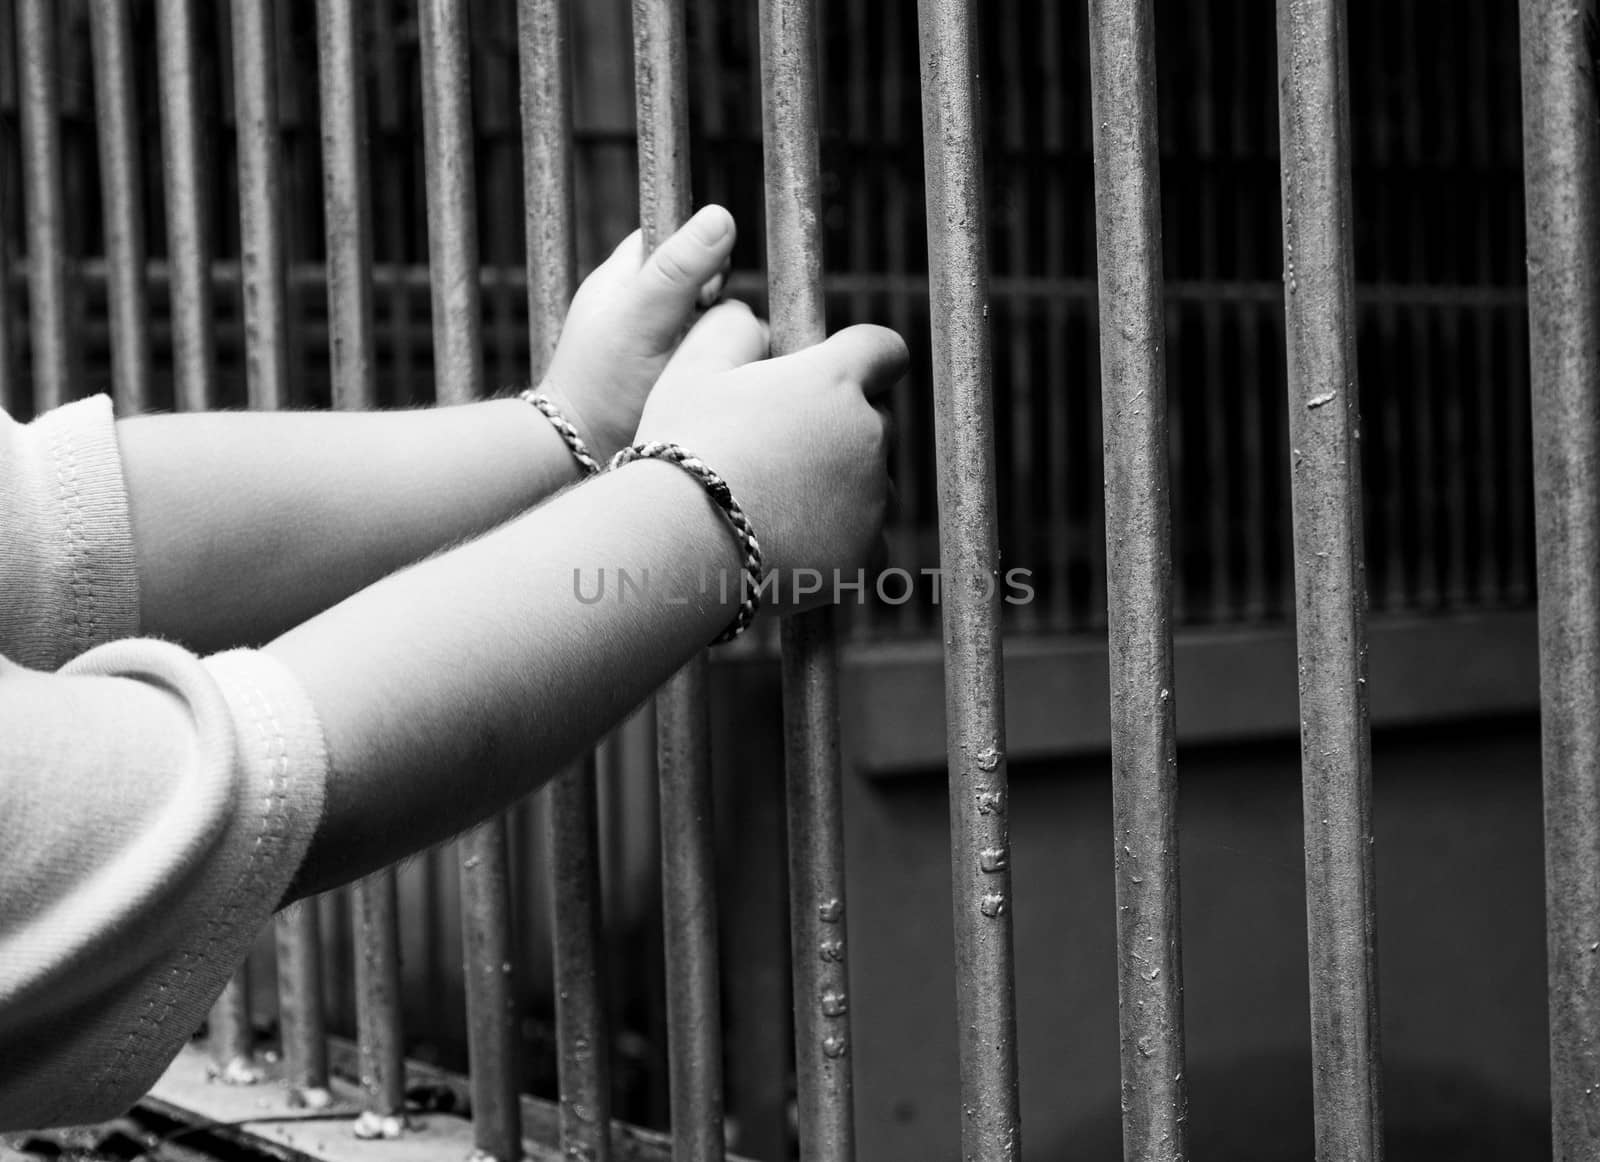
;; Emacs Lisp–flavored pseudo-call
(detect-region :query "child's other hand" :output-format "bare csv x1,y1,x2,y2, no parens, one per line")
541,204,738,463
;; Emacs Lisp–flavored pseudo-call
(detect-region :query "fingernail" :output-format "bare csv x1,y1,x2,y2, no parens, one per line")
689,204,732,245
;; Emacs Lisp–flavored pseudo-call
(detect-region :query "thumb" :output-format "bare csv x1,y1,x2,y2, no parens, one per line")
793,324,911,395
655,300,771,393
627,204,738,348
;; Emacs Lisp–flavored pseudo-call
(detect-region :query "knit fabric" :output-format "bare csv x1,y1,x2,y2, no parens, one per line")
0,397,329,1129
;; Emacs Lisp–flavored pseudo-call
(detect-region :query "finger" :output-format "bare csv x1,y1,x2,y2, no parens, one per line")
655,300,770,390
696,252,733,311
630,205,738,340
800,324,910,392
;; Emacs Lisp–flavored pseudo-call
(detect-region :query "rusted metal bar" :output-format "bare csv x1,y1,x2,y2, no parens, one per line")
1086,1,1189,1158
756,2,851,1158
1518,1,1600,1153
315,0,406,1130
232,0,290,412
520,1,615,1157
632,3,725,1155
419,2,522,1157
915,1,1021,1158
18,0,68,411
271,902,330,1106
156,0,216,414
1275,1,1383,1157
87,0,151,416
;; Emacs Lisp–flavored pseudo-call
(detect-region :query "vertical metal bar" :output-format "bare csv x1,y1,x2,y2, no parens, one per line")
632,3,725,1156
237,2,326,1093
419,3,522,1157
1086,2,1189,1159
1519,1,1600,1154
88,0,151,416
520,2,615,1158
915,2,1021,1159
157,0,217,414
757,4,853,1159
18,0,69,411
1275,2,1383,1158
232,0,291,412
315,0,407,1131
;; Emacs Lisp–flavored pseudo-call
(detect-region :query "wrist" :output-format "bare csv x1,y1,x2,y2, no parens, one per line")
538,382,630,466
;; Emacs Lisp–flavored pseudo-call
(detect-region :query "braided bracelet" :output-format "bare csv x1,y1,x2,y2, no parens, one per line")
519,389,602,477
608,441,763,644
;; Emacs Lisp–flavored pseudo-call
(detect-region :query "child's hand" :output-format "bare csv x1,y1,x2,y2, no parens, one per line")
540,204,738,463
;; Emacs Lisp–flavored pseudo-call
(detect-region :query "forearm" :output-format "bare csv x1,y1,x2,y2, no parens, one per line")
118,397,586,652
265,459,739,898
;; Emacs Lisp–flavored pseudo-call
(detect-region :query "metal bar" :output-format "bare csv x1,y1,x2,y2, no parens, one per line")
914,1,1021,1158
156,0,217,413
418,2,522,1157
1275,1,1383,1158
232,0,291,412
632,4,725,1152
272,902,330,1106
87,0,151,416
316,0,407,1129
756,3,853,1158
520,2,615,1158
1086,1,1189,1158
1518,0,1600,1153
18,0,68,411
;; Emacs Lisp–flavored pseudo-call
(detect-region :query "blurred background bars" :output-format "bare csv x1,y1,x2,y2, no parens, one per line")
757,0,854,1158
520,0,617,1157
1275,0,1384,1156
418,1,524,1157
915,1,1022,1160
1518,0,1600,1154
1086,1,1189,1158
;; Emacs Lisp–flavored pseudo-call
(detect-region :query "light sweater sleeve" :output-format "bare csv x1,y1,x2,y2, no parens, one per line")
0,395,140,670
0,642,328,1130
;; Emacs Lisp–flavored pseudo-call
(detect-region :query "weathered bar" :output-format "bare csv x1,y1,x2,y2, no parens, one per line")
87,0,150,416
315,0,408,1130
1275,1,1383,1157
18,0,68,411
915,1,1021,1158
520,1,615,1157
633,1,725,1155
418,2,522,1157
156,0,217,414
1086,1,1189,1158
756,0,854,1157
1518,0,1600,1153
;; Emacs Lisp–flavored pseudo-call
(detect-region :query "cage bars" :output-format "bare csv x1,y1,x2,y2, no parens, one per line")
87,0,149,417
18,0,66,413
418,1,523,1157
520,0,617,1158
756,1,856,1159
915,2,1022,1159
1085,2,1189,1159
1275,1,1384,1158
1517,0,1600,1154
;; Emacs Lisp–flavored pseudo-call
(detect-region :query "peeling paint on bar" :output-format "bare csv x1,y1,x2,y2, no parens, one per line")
632,3,725,1154
757,1,852,1157
18,0,68,412
521,2,614,1157
419,1,521,1157
1518,0,1600,1155
87,0,150,416
1275,1,1383,1157
1086,2,1189,1158
915,0,1022,1157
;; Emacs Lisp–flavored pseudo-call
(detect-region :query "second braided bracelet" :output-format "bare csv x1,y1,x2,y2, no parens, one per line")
607,441,764,644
